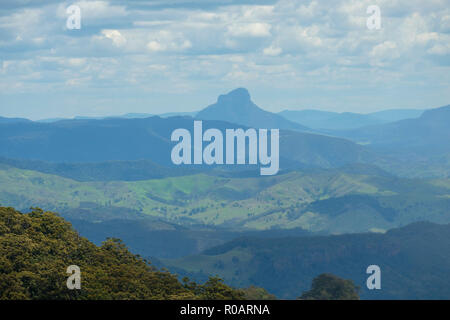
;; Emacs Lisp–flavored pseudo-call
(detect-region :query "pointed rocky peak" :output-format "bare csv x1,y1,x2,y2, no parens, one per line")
217,88,251,105
196,88,309,131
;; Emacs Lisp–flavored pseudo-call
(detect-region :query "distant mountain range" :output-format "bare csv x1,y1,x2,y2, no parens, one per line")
4,88,426,133
0,116,31,124
278,108,424,130
197,88,310,131
2,88,449,177
1,88,449,178
37,112,197,123
368,109,425,122
162,221,450,299
331,105,450,158
0,112,374,170
2,88,450,300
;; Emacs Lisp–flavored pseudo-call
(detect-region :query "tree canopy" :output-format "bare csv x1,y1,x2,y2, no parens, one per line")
298,273,360,300
0,206,245,300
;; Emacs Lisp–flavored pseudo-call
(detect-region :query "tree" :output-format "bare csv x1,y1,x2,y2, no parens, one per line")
183,276,245,300
0,206,244,300
242,286,277,300
298,273,360,300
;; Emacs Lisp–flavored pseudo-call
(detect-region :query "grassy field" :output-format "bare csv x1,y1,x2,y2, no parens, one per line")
1,165,449,233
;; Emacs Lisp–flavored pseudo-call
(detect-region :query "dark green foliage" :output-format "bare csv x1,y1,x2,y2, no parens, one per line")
242,286,277,300
165,222,450,299
182,276,245,300
0,207,244,300
299,274,359,300
305,194,397,221
70,219,311,259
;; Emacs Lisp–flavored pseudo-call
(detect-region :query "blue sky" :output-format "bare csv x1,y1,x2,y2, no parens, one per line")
0,0,449,120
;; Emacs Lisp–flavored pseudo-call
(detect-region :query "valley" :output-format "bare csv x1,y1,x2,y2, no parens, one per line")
1,163,449,234
1,88,449,300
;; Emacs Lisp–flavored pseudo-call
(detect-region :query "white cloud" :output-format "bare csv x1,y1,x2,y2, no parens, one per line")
56,1,127,20
101,29,127,47
32,37,46,45
147,40,166,52
296,1,320,18
428,42,450,55
227,22,272,37
145,30,192,52
67,58,86,67
441,15,450,32
241,5,274,19
296,25,323,47
0,8,43,30
370,41,398,58
1,0,449,115
263,45,282,56
416,32,439,44
65,76,92,86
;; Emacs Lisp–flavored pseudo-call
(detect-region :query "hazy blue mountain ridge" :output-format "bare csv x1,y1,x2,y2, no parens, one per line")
197,88,310,131
162,221,450,300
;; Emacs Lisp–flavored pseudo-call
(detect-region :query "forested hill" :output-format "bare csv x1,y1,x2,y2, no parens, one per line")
0,206,245,300
163,221,450,299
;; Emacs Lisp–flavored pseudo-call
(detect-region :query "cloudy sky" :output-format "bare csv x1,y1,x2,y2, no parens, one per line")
0,0,449,120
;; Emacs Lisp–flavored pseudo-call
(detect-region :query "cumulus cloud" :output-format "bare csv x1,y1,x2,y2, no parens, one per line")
56,0,127,20
145,30,192,52
428,41,450,55
263,45,282,56
147,41,166,52
227,23,272,37
0,0,449,118
101,29,127,47
370,41,398,58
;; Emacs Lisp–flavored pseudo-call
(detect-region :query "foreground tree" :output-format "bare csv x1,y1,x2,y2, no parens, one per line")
0,207,245,300
242,285,277,300
298,273,360,300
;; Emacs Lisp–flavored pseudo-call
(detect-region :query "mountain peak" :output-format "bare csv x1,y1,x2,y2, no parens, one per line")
196,88,309,131
217,88,251,104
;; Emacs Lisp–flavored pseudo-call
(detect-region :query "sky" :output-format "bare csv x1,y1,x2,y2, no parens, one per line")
0,0,449,120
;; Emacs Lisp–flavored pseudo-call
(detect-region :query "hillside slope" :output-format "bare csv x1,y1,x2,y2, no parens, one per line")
1,165,449,233
163,222,450,299
335,105,450,157
0,206,244,300
0,115,374,169
278,109,424,130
